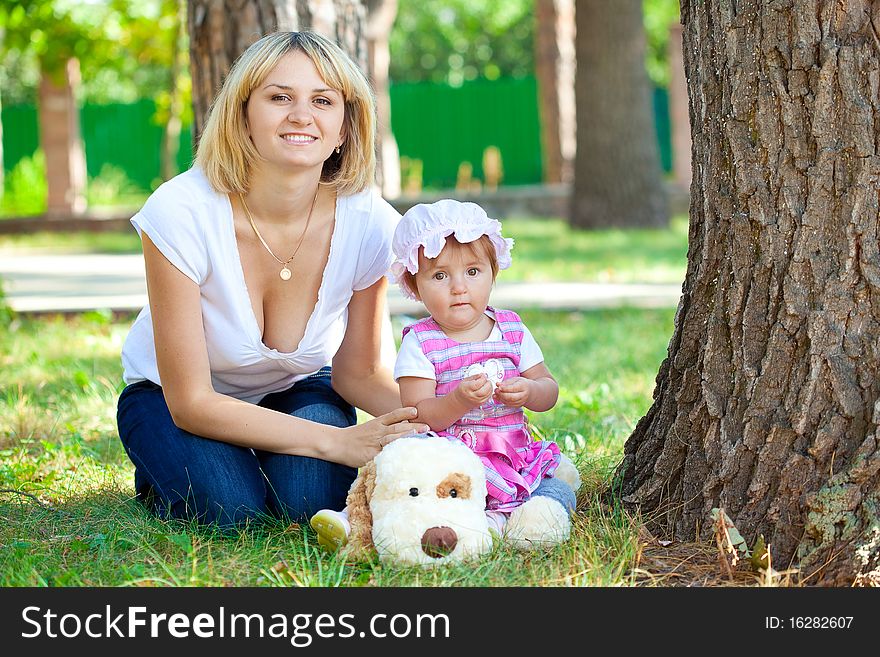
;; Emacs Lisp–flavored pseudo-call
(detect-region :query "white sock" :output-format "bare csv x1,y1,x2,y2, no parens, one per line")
313,508,351,535
485,510,508,534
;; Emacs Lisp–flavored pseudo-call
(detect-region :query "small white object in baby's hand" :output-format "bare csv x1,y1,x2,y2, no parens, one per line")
465,358,505,393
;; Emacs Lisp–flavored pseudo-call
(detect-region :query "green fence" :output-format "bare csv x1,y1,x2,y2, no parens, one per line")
390,76,545,187
2,78,671,191
82,99,194,188
1,99,194,192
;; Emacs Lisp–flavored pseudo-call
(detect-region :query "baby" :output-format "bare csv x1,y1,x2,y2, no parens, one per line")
311,200,579,550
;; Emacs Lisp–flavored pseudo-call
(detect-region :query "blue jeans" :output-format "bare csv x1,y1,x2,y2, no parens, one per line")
532,476,577,513
116,367,357,529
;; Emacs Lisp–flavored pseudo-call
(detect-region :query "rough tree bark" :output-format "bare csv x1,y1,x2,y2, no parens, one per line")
616,0,880,586
571,0,668,228
187,0,367,147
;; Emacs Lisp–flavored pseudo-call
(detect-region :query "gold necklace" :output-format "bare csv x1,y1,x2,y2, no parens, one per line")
240,187,319,281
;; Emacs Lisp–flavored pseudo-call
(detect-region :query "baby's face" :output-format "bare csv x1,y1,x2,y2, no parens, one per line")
414,241,495,336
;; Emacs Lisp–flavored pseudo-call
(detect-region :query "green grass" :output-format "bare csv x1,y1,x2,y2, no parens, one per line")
0,307,675,586
0,215,689,284
0,230,142,255
503,214,689,284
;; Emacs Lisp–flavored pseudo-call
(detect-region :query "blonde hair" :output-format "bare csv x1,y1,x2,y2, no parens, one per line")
402,235,500,300
195,31,376,197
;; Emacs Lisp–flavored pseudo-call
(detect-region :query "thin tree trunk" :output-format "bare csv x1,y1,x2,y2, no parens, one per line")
187,0,366,148
668,22,690,192
616,0,880,586
365,0,400,198
161,0,187,181
38,59,87,218
535,0,576,184
0,24,5,201
536,0,562,183
0,84,4,204
571,0,667,228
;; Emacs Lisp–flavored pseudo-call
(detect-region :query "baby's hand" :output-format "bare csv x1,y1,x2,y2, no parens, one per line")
454,373,494,408
493,377,532,408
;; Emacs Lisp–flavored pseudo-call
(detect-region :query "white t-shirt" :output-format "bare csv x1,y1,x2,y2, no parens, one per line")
393,313,545,382
121,167,400,403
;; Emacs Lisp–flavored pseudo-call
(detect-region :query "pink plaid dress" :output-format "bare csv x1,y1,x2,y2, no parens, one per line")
402,307,560,511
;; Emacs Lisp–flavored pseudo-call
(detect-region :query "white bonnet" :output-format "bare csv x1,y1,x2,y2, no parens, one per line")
389,199,514,300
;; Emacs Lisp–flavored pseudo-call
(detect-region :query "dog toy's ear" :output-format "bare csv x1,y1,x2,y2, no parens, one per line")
342,459,377,558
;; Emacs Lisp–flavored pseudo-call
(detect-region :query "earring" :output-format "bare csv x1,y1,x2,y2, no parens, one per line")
335,145,341,154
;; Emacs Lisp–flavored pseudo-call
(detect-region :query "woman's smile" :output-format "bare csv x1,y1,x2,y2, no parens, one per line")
280,132,318,144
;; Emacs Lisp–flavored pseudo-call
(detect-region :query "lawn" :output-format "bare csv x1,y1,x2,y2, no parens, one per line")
0,216,694,587
0,305,678,586
0,215,689,284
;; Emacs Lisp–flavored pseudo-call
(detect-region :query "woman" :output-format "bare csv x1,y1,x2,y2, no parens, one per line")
116,31,427,529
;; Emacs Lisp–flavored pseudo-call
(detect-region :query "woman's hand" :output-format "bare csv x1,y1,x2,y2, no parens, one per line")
453,374,494,409
329,407,429,468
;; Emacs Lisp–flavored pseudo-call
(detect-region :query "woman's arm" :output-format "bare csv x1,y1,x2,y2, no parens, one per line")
399,374,493,431
493,362,559,412
143,234,418,468
331,276,404,417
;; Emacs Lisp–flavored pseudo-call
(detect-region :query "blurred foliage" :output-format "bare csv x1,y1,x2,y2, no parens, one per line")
0,277,14,329
0,48,41,106
643,0,681,87
0,0,189,114
0,150,47,216
0,151,150,216
390,0,534,85
1,1,680,103
1,1,113,83
390,0,680,86
85,163,149,208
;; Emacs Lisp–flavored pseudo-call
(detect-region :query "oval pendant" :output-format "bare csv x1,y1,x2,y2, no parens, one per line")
279,267,292,281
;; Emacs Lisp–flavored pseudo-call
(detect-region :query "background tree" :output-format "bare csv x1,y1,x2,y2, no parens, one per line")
1,0,191,213
572,0,668,229
534,0,575,184
365,0,400,197
616,0,880,586
111,0,192,182
161,0,188,181
642,0,681,88
2,1,113,217
187,0,367,147
388,0,533,85
0,18,5,203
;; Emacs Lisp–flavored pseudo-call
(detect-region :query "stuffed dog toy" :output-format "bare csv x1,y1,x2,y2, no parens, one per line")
343,434,493,566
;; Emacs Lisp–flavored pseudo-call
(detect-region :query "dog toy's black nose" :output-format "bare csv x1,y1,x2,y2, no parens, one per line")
421,526,458,558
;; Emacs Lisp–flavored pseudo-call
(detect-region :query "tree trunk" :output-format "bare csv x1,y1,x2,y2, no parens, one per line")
616,0,880,586
571,0,667,228
161,0,187,181
0,83,4,205
38,59,87,218
188,0,367,148
535,0,576,184
0,24,5,201
667,22,691,193
365,0,400,198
